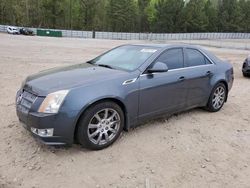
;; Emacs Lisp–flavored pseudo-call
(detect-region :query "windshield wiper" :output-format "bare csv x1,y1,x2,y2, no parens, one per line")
96,64,114,69
86,61,93,64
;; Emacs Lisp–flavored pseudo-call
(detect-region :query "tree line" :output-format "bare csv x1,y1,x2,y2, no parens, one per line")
0,0,250,33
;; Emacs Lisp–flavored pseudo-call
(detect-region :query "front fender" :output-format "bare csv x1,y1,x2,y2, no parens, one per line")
61,76,140,134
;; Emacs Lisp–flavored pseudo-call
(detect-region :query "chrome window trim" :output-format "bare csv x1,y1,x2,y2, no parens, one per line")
140,47,216,77
140,64,215,77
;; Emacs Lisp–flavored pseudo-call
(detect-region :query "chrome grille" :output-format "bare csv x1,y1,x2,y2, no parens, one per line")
18,90,37,113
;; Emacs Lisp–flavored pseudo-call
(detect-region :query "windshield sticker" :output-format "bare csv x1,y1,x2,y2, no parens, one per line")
140,49,157,53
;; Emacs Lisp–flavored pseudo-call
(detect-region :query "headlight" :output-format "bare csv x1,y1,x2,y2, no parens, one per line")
38,90,69,114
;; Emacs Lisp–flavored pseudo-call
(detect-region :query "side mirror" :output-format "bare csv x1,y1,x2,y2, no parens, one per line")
147,62,169,73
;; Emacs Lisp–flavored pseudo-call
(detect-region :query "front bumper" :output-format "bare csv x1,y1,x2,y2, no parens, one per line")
242,68,250,75
17,111,68,145
242,63,250,75
16,90,78,146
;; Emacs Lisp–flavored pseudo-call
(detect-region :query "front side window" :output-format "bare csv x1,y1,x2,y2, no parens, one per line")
155,48,184,70
91,45,159,71
186,49,211,67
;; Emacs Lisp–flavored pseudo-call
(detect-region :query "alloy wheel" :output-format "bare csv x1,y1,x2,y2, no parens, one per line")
212,86,225,110
87,108,120,145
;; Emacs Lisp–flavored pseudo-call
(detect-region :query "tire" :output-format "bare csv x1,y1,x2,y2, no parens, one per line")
76,101,124,150
205,83,227,112
243,72,249,77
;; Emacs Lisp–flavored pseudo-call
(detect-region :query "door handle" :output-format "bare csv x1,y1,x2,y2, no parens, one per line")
206,71,213,77
178,76,185,82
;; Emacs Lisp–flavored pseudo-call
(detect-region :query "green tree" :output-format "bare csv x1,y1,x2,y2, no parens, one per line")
79,0,101,30
40,0,66,29
205,0,218,32
138,0,150,32
153,0,185,33
184,0,208,32
0,0,13,25
1,0,250,33
218,0,242,32
106,0,138,32
92,0,107,31
238,0,250,32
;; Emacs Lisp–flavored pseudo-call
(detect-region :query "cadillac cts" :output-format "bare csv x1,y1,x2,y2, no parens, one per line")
16,44,234,150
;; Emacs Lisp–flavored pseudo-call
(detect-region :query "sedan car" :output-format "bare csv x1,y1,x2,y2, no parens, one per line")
19,28,34,35
16,44,234,150
242,55,250,77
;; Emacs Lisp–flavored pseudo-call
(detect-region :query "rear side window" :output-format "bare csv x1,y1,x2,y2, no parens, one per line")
186,49,211,67
156,48,184,70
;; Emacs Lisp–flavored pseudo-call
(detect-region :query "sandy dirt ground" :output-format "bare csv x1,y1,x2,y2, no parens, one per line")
0,33,250,188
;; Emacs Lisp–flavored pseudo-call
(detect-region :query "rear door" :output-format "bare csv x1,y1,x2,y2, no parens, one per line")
184,48,215,107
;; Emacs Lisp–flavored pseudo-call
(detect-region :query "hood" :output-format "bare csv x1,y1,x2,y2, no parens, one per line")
23,63,128,96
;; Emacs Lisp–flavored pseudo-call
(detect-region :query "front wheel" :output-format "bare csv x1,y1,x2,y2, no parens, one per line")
243,72,249,77
205,83,227,112
77,101,124,150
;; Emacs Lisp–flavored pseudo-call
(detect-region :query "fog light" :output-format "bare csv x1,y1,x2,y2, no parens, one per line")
31,127,54,137
31,127,38,134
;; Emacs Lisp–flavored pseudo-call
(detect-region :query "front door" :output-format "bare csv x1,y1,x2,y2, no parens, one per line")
138,48,188,119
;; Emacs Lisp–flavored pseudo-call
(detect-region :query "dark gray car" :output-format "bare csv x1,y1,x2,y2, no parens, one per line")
16,44,234,150
242,55,250,77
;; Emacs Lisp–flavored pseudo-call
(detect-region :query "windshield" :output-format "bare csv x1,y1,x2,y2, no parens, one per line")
91,45,159,71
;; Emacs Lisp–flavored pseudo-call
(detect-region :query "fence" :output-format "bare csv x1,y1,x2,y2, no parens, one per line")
1,24,250,49
1,24,250,40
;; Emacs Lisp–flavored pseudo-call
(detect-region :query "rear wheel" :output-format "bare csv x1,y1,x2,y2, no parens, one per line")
205,83,227,112
77,101,124,150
